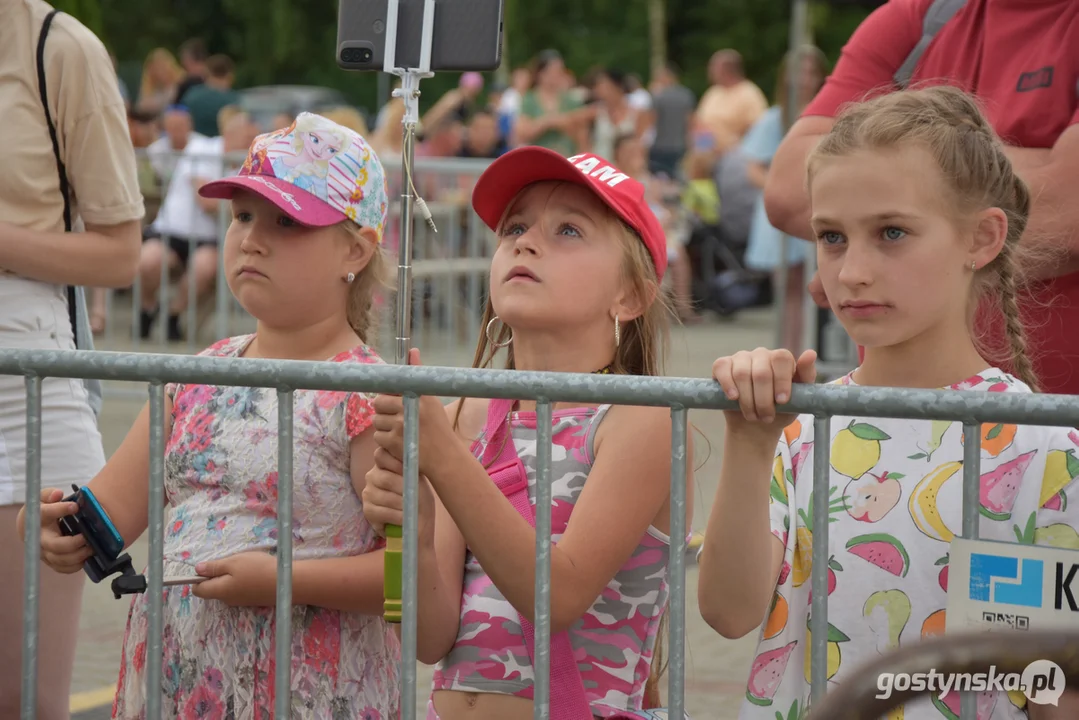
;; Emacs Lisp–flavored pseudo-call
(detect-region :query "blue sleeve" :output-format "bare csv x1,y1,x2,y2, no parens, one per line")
741,107,784,165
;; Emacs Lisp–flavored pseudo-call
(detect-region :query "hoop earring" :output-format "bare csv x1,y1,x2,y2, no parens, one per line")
614,314,620,348
486,316,513,348
346,272,356,283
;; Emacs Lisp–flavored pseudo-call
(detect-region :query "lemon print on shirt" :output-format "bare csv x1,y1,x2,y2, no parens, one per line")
804,616,849,683
831,421,890,479
1041,448,1079,510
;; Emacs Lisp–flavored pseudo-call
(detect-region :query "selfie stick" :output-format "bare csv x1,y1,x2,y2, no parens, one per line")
382,0,439,625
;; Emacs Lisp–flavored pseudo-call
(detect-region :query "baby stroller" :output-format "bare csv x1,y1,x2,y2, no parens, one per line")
684,210,773,318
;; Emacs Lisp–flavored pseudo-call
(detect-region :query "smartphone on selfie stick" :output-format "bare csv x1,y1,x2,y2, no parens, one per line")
336,0,505,72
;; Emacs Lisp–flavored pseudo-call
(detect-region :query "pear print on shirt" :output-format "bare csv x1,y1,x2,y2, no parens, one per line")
1035,523,1079,548
909,420,952,462
863,589,911,655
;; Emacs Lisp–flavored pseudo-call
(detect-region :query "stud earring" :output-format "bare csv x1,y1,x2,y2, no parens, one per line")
971,260,977,272
346,272,356,283
614,314,620,348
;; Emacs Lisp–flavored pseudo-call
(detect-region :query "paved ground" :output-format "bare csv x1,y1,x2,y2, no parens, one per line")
67,307,783,719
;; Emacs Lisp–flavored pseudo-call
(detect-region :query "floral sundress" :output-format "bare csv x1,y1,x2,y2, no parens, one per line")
112,334,400,720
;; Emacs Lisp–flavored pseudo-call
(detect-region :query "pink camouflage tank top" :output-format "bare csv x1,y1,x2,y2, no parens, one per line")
432,404,674,717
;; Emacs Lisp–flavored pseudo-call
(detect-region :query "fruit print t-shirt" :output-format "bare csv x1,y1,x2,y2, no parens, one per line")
741,370,1079,720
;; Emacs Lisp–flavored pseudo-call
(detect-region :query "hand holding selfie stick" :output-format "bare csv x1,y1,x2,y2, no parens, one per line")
382,0,439,625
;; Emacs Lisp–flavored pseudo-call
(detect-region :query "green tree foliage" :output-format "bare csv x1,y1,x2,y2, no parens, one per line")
54,0,873,115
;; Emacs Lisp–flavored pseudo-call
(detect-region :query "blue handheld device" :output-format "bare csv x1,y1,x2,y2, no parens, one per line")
57,484,146,596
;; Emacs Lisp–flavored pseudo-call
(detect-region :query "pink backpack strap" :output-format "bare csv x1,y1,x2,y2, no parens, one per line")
476,398,594,720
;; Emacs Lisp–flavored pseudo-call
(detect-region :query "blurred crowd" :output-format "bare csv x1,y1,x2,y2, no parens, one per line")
99,38,831,351
364,44,831,346
99,39,373,341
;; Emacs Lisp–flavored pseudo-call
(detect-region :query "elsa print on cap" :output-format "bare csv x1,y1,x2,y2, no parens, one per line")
270,115,349,196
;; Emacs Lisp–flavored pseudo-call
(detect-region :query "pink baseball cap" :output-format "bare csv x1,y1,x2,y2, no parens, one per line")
199,112,389,239
471,147,668,280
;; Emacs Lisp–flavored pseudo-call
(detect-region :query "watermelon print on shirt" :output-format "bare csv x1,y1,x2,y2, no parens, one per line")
740,370,1079,720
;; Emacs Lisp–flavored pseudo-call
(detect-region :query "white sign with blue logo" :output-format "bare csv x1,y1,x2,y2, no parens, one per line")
945,538,1079,632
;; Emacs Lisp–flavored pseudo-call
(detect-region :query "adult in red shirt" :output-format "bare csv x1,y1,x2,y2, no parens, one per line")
764,0,1079,396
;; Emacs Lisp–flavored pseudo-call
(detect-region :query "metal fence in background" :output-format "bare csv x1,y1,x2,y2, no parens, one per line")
7,348,1079,719
94,152,499,397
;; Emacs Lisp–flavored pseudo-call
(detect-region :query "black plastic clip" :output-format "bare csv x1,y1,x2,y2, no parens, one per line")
105,554,149,598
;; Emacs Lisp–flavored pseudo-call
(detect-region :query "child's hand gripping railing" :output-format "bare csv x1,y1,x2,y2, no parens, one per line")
805,630,1079,720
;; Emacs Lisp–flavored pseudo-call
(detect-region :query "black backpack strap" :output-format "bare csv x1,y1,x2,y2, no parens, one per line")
36,9,78,336
893,0,968,89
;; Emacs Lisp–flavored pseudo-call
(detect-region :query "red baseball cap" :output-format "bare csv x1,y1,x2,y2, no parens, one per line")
471,147,668,280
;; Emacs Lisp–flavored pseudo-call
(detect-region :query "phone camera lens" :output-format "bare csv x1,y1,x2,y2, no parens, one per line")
341,47,373,64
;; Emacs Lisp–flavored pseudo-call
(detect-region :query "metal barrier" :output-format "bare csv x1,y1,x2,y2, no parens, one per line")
95,152,497,389
8,348,1079,719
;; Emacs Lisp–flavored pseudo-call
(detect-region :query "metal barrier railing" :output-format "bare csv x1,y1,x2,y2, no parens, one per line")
7,347,1079,719
95,152,497,376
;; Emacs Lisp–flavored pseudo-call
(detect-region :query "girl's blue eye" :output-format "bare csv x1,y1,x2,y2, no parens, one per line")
501,222,525,236
236,211,253,222
278,215,298,228
818,231,844,245
558,223,582,237
883,227,906,241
